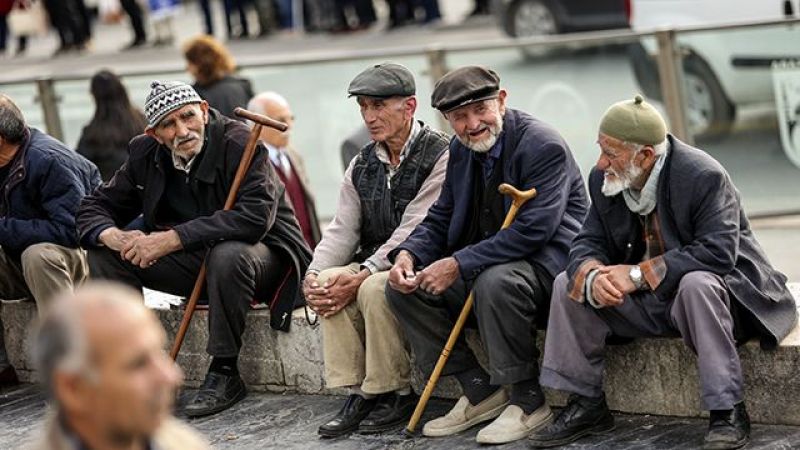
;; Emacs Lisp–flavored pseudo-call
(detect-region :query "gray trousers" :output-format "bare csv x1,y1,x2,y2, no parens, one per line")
87,241,287,358
386,260,551,385
540,271,744,410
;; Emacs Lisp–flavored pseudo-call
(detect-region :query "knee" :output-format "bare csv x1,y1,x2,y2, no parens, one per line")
357,273,390,314
472,264,520,311
675,271,728,309
21,243,66,273
317,267,345,286
207,242,253,276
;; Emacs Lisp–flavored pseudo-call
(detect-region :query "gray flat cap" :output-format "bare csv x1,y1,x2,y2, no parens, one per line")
347,62,416,98
431,66,500,113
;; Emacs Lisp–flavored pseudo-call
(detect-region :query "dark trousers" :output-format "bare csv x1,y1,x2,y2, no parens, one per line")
43,0,89,47
199,0,214,34
224,0,250,36
87,241,287,358
0,14,7,52
334,0,376,28
120,0,147,42
386,260,552,386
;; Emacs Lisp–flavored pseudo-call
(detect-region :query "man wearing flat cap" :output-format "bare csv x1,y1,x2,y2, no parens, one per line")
303,62,450,437
386,65,588,444
77,80,312,417
529,95,798,449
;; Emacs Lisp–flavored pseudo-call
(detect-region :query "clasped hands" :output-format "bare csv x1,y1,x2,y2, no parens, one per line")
590,264,637,307
387,250,459,296
303,269,370,318
99,227,183,269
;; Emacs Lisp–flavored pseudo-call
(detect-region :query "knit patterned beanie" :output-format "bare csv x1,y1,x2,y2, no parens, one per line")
144,80,203,128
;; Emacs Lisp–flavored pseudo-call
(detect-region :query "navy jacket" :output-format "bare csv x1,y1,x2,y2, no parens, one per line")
393,108,588,280
0,128,101,258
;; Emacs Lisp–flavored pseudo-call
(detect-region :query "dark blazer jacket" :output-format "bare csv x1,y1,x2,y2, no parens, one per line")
77,109,312,331
393,108,588,280
567,135,797,347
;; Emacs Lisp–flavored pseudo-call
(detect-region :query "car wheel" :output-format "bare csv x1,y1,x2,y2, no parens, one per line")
505,0,559,59
682,55,736,141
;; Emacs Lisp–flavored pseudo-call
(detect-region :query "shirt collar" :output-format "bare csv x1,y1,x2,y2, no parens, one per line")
374,120,421,167
472,134,504,162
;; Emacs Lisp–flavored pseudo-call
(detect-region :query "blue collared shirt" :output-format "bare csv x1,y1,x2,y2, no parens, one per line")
472,137,504,182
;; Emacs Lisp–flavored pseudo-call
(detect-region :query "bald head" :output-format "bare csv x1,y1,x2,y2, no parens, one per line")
247,92,294,148
33,282,183,443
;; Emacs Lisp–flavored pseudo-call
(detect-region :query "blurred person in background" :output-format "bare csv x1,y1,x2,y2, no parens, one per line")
332,0,376,32
29,282,210,450
76,70,147,180
1,0,38,57
248,91,321,249
148,0,178,46
224,0,251,39
121,0,148,49
183,35,254,120
42,0,90,55
198,0,214,35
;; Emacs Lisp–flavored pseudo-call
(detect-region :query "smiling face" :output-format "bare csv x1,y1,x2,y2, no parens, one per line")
357,95,416,144
445,91,507,153
146,102,209,160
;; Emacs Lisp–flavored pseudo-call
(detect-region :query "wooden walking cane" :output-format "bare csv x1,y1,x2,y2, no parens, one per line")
169,107,288,360
405,182,538,435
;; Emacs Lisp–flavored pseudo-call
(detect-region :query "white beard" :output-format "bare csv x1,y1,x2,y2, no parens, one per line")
601,160,643,197
457,113,504,153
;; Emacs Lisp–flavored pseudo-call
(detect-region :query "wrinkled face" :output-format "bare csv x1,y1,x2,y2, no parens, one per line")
147,102,209,161
259,100,294,148
67,307,183,441
357,96,415,143
596,133,645,197
445,92,506,153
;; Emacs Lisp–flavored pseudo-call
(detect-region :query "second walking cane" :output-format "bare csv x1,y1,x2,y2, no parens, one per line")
404,182,538,435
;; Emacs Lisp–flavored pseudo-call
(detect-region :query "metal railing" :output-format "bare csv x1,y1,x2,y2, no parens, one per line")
2,17,799,145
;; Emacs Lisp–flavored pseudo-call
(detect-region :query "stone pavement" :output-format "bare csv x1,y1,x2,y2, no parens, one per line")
2,384,800,449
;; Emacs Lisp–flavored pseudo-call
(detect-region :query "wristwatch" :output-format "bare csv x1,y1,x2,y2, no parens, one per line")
629,265,646,290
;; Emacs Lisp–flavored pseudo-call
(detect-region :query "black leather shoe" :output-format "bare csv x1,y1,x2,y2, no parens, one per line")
358,391,419,434
703,402,750,449
183,372,247,418
529,394,614,448
318,394,377,438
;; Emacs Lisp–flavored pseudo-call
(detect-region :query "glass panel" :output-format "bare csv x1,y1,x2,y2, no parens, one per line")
240,56,435,220
0,82,46,133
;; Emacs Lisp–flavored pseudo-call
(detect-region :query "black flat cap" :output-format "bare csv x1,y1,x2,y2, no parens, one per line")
347,62,416,98
431,66,501,113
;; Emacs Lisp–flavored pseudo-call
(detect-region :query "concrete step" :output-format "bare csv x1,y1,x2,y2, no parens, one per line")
3,284,799,425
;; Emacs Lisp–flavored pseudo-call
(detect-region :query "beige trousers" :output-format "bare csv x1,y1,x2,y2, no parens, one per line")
0,243,89,311
318,263,411,394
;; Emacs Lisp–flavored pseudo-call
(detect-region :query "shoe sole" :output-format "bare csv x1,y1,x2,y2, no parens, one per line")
184,385,247,418
528,418,615,448
423,401,509,437
357,415,410,435
476,406,554,444
702,436,750,450
318,423,360,438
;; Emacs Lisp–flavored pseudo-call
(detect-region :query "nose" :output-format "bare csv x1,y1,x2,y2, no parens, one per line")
175,120,190,138
155,354,183,388
362,109,377,124
466,113,481,131
596,153,610,170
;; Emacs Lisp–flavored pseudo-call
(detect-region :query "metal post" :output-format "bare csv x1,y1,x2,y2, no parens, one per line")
425,47,450,132
654,29,693,145
35,78,64,142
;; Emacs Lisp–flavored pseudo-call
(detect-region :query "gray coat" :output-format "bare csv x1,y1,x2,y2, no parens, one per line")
567,135,797,348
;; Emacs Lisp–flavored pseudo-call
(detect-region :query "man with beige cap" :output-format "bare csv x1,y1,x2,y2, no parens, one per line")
530,95,797,449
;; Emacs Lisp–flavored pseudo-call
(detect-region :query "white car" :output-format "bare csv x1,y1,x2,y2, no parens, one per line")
628,0,798,139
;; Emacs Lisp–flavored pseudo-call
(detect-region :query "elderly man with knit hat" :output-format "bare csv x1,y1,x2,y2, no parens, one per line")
386,66,588,444
305,62,449,437
77,81,312,418
530,95,798,449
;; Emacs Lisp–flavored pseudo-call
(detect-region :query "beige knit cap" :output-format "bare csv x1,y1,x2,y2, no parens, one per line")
599,94,667,145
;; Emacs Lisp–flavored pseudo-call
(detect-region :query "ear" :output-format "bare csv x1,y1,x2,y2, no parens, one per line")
497,89,508,115
54,372,91,416
200,101,210,123
144,128,164,145
405,96,417,118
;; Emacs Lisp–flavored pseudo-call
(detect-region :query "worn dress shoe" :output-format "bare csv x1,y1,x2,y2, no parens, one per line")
703,402,750,449
358,391,419,434
423,389,509,437
476,404,553,444
528,394,614,448
183,371,247,417
318,394,377,437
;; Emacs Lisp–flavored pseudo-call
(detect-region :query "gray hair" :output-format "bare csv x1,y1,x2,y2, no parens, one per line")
626,139,668,156
247,91,290,114
0,94,26,144
30,283,144,399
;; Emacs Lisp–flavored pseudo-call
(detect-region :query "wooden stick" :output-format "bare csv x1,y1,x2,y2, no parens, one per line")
405,183,538,434
170,108,287,361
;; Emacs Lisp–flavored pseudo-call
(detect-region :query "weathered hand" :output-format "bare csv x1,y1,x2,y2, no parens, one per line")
590,265,635,308
318,270,369,318
99,227,145,252
417,257,460,296
601,265,637,296
388,251,419,294
121,230,182,268
303,273,331,314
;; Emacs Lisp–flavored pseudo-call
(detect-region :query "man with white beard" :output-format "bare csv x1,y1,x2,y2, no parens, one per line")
529,95,797,450
385,66,588,444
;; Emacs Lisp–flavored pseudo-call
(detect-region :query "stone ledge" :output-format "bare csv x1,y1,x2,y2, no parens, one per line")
3,284,799,425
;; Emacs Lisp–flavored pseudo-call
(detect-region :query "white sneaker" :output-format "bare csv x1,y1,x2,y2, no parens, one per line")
476,404,553,444
422,389,509,437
